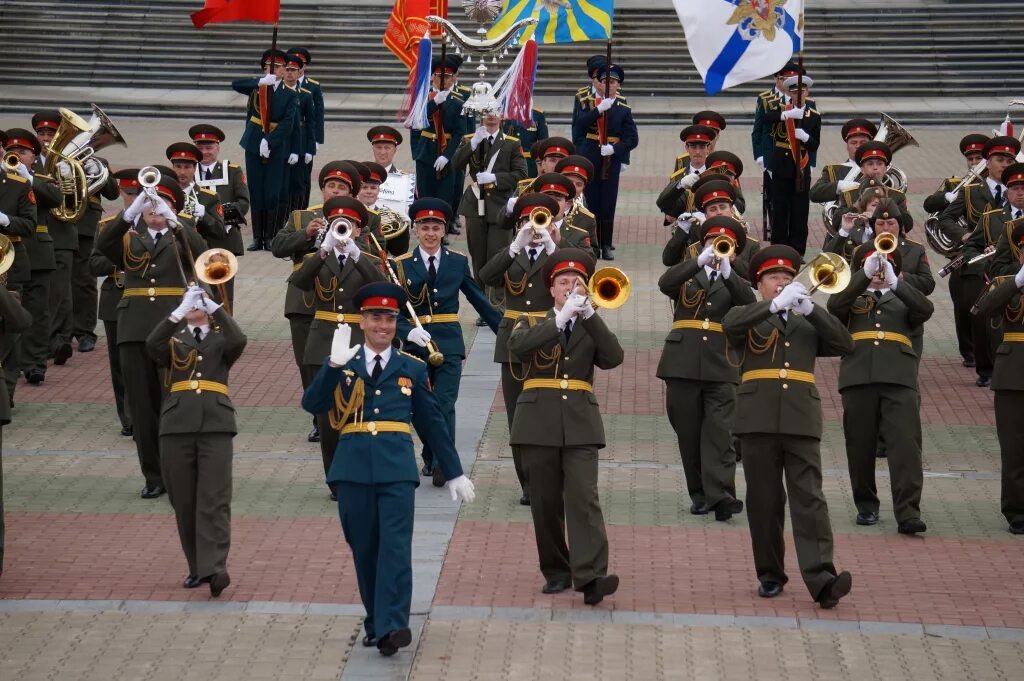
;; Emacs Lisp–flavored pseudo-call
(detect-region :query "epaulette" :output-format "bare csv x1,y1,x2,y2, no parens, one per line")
444,247,467,258
4,172,28,184
463,133,474,140
367,207,379,215
578,206,595,218
992,275,1014,284
99,214,116,225
505,135,519,142
228,162,241,168
568,224,588,234
179,212,193,220
618,102,632,110
533,107,544,114
302,251,319,261
670,167,688,181
806,107,819,115
758,89,774,98
687,243,700,257
300,88,312,95
308,202,324,210
395,252,414,261
307,77,320,85
199,188,217,196
400,350,425,363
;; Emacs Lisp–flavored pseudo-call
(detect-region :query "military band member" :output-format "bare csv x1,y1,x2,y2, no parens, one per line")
723,245,853,606
828,246,932,534
502,138,577,226
0,129,36,298
987,163,1024,278
346,161,387,254
502,108,548,177
671,111,727,174
658,216,755,518
356,160,409,257
232,48,298,251
973,227,1024,535
658,145,748,224
302,281,475,655
555,155,597,255
146,284,246,596
572,62,639,261
657,124,717,223
283,52,315,217
165,145,228,245
288,47,324,208
533,173,591,249
289,196,384,499
411,55,468,224
394,198,499,484
96,174,208,498
0,286,32,575
190,124,250,266
809,118,878,204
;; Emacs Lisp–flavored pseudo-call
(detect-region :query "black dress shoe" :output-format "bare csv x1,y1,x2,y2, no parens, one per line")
140,485,166,499
329,490,338,502
247,241,262,252
856,511,880,526
209,572,231,597
420,464,433,477
542,578,571,594
519,494,531,506
308,425,320,443
54,342,73,365
817,571,852,609
362,634,377,648
183,575,205,589
432,466,445,488
582,574,619,605
1009,521,1024,535
758,581,783,598
120,424,133,437
689,501,709,516
976,375,991,387
475,316,488,327
601,246,614,261
897,518,927,535
77,337,96,353
377,627,412,656
962,356,976,368
26,369,45,385
609,244,616,251
713,498,743,522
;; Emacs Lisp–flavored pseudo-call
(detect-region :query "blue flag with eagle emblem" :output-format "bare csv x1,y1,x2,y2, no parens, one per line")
674,0,804,95
487,0,614,44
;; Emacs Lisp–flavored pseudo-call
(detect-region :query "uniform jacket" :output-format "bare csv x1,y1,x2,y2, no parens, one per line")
663,231,760,282
963,204,1018,278
452,132,528,221
572,87,631,165
831,183,913,233
272,205,323,318
479,245,553,363
502,109,548,176
199,160,249,255
91,215,126,323
25,168,61,274
231,78,299,157
975,275,1024,392
937,179,995,275
987,214,1024,278
299,76,325,146
824,232,934,295
0,171,36,283
294,87,316,157
186,185,228,245
763,98,821,178
410,90,469,164
922,176,961,215
559,216,593,249
808,161,858,204
572,95,639,177
76,174,121,239
0,288,33,425
750,88,780,164
657,169,748,218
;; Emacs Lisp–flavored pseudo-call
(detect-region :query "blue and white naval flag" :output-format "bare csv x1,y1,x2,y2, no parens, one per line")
673,0,804,96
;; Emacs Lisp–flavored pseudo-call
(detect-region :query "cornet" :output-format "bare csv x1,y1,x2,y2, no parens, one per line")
575,267,631,310
710,234,736,269
328,216,354,240
528,206,552,236
873,232,897,272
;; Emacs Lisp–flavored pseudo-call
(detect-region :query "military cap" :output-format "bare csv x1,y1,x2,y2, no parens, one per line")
842,118,877,141
870,198,903,223
532,173,577,200
512,192,561,222
783,74,813,89
706,150,744,178
347,160,371,183
166,142,202,165
775,61,803,78
852,241,902,275
680,124,716,145
594,63,624,82
855,141,892,166
354,281,406,316
360,161,388,185
532,137,575,160
409,197,452,224
367,125,403,146
959,133,989,156
748,244,801,282
154,176,186,212
984,135,1021,159
319,160,361,192
112,167,141,193
287,47,312,65
260,49,288,67
1011,221,1024,247
31,110,62,132
1001,162,1024,188
586,55,607,78
556,155,595,184
153,164,179,181
692,110,726,132
431,54,463,74
3,129,40,155
693,179,736,210
699,215,747,254
543,247,595,286
284,52,304,69
188,124,226,144
323,196,368,228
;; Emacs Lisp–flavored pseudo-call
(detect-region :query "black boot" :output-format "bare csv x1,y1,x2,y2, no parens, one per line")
247,210,264,251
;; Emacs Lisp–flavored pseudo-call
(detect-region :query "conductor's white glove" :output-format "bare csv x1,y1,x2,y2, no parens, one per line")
1015,265,1024,290
793,296,814,316
432,89,450,105
447,475,476,503
258,73,278,86
677,172,700,190
719,253,733,279
259,138,271,158
770,281,808,312
319,228,339,254
407,327,432,348
0,211,9,228
433,156,449,172
505,196,517,215
696,244,716,268
192,202,206,219
600,144,614,157
170,285,205,321
537,227,557,255
329,324,361,367
341,237,361,262
510,225,533,255
15,163,32,180
862,253,881,279
781,106,805,120
944,191,959,204
475,171,496,185
794,128,810,143
287,153,299,165
470,126,488,150
882,258,899,289
123,192,149,222
837,180,860,193
304,153,313,164
596,97,615,113
755,157,765,173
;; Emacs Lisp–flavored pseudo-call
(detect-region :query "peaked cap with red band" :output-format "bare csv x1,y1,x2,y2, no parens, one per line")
354,282,406,316
323,196,368,227
748,245,802,282
855,141,892,166
166,142,202,164
841,118,877,141
188,124,226,143
959,133,989,156
680,124,716,145
360,161,388,185
984,135,1022,159
706,150,744,178
693,180,737,210
512,192,560,221
366,125,403,146
531,173,576,200
31,110,62,132
261,49,288,67
112,168,141,193
287,47,311,65
409,197,452,224
543,248,595,287
555,155,595,184
692,110,726,132
699,215,747,253
3,128,41,155
533,136,575,160
319,161,361,192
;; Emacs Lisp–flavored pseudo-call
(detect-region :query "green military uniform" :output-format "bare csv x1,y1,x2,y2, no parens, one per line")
271,203,322,389
44,172,80,364
0,287,32,573
71,174,120,351
90,216,131,432
190,123,252,261
824,228,935,296
502,109,548,177
19,162,60,384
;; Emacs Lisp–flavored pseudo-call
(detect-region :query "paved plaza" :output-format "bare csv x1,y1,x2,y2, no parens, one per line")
1,115,1023,680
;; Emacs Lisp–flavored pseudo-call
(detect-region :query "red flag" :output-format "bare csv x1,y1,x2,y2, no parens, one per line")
383,0,447,69
191,0,280,29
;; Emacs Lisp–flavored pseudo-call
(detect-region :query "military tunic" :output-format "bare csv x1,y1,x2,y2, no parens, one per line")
72,176,120,347
271,204,322,388
410,89,468,215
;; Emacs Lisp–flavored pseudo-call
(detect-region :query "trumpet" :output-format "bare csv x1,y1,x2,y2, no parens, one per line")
711,234,736,261
3,152,20,172
794,252,851,295
873,232,897,270
575,267,631,309
137,167,198,290
328,216,354,239
528,206,552,235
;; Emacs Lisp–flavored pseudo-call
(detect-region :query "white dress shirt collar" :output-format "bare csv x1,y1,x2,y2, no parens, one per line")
365,345,392,374
187,323,211,341
419,246,442,269
148,227,168,241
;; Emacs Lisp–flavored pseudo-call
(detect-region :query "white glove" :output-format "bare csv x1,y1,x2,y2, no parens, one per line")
600,144,614,157
192,202,206,219
675,214,693,233
407,326,432,348
861,226,874,243
153,198,178,222
677,172,700,190
882,259,898,289
57,161,72,178
447,475,476,503
258,73,278,86
433,89,450,105
793,296,814,316
620,163,629,174
433,156,449,172
944,191,959,204
719,253,733,279
342,237,361,262
596,97,614,113
329,324,361,367
1015,266,1024,289
0,211,9,228
15,163,32,180
287,153,299,165
259,138,270,158
794,128,810,143
770,281,808,312
510,225,534,254
123,193,149,222
202,294,222,315
696,244,716,268
837,180,860,193
171,285,205,320
315,142,321,153
555,298,581,329
475,171,496,185
579,298,596,320
505,196,517,215
755,157,765,173
862,253,880,279
304,153,313,164
537,227,556,255
319,228,338,254
781,106,805,120
470,126,488,150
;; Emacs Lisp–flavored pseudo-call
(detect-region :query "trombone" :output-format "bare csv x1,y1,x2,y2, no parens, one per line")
194,248,238,315
575,267,631,310
793,252,851,295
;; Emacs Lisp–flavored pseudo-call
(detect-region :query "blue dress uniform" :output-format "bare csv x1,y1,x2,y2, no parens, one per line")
410,57,469,216
231,49,299,250
394,199,500,476
290,47,325,208
287,82,316,214
301,283,466,653
502,109,549,178
571,63,639,259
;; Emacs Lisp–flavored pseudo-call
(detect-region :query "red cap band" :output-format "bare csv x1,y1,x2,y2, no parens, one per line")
543,146,570,157
371,133,399,144
170,150,199,162
118,178,140,190
324,170,353,186
414,208,446,221
696,119,721,130
33,120,59,131
756,257,796,278
860,149,888,163
709,160,737,174
700,190,732,206
561,165,588,180
964,143,985,153
539,183,569,196
1005,170,1024,185
845,126,871,139
987,144,1017,157
192,132,219,142
6,137,34,150
326,206,362,222
707,226,738,242
685,132,713,143
368,170,385,183
549,260,588,283
361,295,399,312
155,185,177,204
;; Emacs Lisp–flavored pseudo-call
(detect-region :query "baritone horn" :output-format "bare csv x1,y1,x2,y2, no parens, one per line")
795,252,851,295
194,248,238,315
579,267,631,309
0,234,15,288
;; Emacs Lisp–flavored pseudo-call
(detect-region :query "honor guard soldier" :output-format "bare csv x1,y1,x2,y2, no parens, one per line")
357,160,410,257
723,245,854,607
987,162,1024,278
658,217,756,519
671,111,727,174
751,62,800,239
190,124,250,274
147,285,246,597
973,224,1024,535
809,117,878,205
502,108,549,177
302,282,475,656
288,47,324,207
572,62,639,261
165,145,228,243
231,48,299,251
507,248,624,604
828,244,932,534
479,193,563,504
0,286,32,575
572,55,630,166
289,196,384,499
938,135,1021,387
96,173,209,499
283,52,316,215
394,198,500,484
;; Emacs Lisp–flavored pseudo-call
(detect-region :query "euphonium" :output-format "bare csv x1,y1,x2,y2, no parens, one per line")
583,267,631,309
195,248,238,286
794,252,851,295
40,108,91,223
0,234,16,288
528,206,552,235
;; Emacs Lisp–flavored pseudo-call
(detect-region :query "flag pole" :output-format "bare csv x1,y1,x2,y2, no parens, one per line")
600,37,612,180
793,49,804,191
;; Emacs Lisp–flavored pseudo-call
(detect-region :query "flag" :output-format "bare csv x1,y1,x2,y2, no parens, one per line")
384,0,447,69
995,113,1013,138
673,0,804,96
191,0,280,29
487,0,613,44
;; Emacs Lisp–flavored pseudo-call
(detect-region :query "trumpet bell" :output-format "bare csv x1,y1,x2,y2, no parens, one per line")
529,206,552,232
797,252,851,295
194,248,238,286
712,234,736,259
3,152,20,172
589,266,631,309
138,166,161,188
874,232,898,255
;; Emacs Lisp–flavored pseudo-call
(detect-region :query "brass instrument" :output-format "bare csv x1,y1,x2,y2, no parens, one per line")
137,167,198,289
183,185,200,217
375,205,410,241
873,231,897,272
3,152,20,172
328,216,354,240
194,247,238,315
565,195,585,223
579,266,631,309
710,234,737,270
528,206,552,235
0,234,15,288
795,252,851,295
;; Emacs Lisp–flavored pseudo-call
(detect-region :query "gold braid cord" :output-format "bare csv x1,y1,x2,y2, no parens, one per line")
746,324,780,362
122,232,150,272
852,296,875,315
315,272,338,303
329,378,365,431
166,338,198,387
678,283,705,312
1006,291,1024,324
504,270,528,296
507,315,539,381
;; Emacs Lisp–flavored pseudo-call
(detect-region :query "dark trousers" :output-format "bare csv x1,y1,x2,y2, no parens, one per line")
288,316,314,388
307,361,339,493
337,481,416,639
160,432,234,579
302,159,314,207
947,268,974,361
769,170,811,255
995,390,1024,526
21,270,52,373
740,433,837,599
421,356,461,469
1,427,5,573
962,273,996,378
415,160,458,209
841,384,923,522
464,215,511,285
49,249,74,351
584,174,621,247
103,321,131,429
521,444,609,590
245,150,287,211
500,363,528,495
119,342,164,488
664,378,738,508
72,235,98,342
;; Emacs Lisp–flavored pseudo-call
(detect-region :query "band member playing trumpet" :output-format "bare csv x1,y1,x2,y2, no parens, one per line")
146,283,247,596
828,245,933,534
663,179,759,279
394,198,500,485
658,216,755,519
723,245,854,607
289,196,383,500
96,172,208,499
508,248,624,604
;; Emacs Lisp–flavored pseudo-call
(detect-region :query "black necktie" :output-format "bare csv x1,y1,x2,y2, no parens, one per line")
193,327,203,344
337,253,346,269
528,248,537,266
564,319,573,343
777,311,786,326
372,354,383,380
995,185,1003,206
708,270,717,285
153,231,162,246
428,255,437,281
1015,209,1022,220
204,167,213,181
874,290,883,300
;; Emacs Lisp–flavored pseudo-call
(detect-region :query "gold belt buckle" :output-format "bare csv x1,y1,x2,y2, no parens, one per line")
877,331,886,340
559,379,569,389
147,287,156,296
366,421,377,435
422,314,432,324
778,369,788,379
701,320,710,330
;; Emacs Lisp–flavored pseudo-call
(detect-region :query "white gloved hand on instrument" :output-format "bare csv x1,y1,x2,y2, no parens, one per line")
192,202,206,219
793,296,814,316
555,296,583,329
15,163,32,181
342,237,361,262
510,226,534,255
170,285,205,321
319,228,339,255
719,252,733,280
882,258,899,289
677,172,700,190
770,281,808,312
862,253,881,280
696,244,716,268
944,191,959,204
537,227,556,255
123,193,149,222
